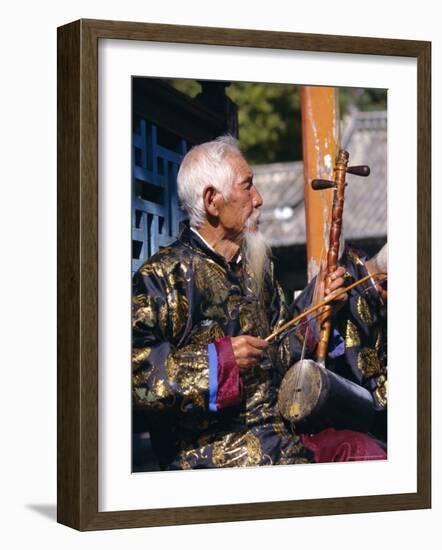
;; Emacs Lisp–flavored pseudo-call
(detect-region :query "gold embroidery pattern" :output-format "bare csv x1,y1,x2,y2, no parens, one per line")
239,303,255,334
158,301,168,330
244,373,272,415
356,296,373,327
133,378,176,411
272,418,287,437
345,320,361,348
227,294,242,319
132,294,158,328
176,347,210,393
133,233,316,468
189,321,224,346
211,431,267,467
357,347,381,378
154,379,171,399
179,446,210,469
277,339,292,373
132,369,152,387
210,438,228,467
279,453,310,466
179,455,192,470
132,347,151,368
139,262,163,278
165,354,179,381
374,327,383,352
202,305,226,320
180,389,205,412
278,429,309,464
194,259,229,305
374,375,388,408
346,248,365,266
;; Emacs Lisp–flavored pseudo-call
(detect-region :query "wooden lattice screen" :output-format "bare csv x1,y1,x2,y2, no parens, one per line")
132,118,189,273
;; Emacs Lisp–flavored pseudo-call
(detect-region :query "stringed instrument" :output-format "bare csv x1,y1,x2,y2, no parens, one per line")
275,150,384,433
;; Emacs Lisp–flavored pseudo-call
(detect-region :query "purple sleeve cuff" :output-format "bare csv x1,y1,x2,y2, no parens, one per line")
207,337,242,412
328,329,345,359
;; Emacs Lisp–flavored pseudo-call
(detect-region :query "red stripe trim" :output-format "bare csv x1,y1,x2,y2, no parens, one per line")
214,337,242,409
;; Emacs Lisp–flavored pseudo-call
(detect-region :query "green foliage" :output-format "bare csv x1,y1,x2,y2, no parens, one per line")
339,87,387,113
226,82,302,164
168,79,201,97
167,79,387,165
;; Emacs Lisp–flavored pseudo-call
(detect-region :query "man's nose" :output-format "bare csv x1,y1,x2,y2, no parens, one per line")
252,186,263,208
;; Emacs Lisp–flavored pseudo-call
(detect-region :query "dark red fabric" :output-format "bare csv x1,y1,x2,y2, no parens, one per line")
300,428,387,463
214,337,242,409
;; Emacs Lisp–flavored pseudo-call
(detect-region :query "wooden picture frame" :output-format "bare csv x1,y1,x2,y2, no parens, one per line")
57,18,431,530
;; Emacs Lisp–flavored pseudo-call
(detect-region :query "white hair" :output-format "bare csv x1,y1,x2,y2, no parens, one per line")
177,135,242,228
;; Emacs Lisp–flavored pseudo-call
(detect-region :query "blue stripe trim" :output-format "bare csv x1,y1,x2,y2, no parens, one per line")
208,343,218,412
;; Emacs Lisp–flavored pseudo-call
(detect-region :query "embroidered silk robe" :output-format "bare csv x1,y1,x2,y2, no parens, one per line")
132,227,313,469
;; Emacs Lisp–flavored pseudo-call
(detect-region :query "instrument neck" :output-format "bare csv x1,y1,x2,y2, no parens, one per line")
315,149,349,364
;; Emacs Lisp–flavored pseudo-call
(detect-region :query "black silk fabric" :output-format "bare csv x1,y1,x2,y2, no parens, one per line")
132,227,313,469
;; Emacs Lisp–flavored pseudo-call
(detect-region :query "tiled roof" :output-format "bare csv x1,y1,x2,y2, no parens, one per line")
253,111,387,247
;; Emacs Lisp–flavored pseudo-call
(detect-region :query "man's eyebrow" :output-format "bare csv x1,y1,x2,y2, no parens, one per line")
234,171,253,186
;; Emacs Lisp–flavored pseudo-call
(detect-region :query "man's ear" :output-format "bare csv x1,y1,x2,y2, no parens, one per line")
203,186,221,217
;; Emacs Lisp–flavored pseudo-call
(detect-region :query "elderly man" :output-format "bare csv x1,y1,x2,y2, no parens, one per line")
132,136,386,470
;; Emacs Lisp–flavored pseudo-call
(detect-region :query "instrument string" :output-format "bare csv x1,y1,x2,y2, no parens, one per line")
292,248,326,395
266,272,386,344
295,250,324,388
269,276,387,346
271,275,387,421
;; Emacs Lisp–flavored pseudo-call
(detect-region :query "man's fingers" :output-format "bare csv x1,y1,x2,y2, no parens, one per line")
231,335,270,369
236,349,266,369
327,267,345,283
326,287,348,302
326,276,346,293
239,343,267,360
242,335,269,350
333,266,346,277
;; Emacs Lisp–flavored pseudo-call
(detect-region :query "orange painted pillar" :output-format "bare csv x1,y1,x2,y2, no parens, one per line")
300,86,339,281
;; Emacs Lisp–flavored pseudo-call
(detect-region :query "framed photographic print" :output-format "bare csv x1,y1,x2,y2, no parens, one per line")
57,18,431,530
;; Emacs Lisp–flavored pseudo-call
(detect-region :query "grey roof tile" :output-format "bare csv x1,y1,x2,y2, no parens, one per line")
253,111,387,247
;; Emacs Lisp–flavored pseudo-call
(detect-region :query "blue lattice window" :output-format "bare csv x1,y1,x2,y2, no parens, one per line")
132,119,189,273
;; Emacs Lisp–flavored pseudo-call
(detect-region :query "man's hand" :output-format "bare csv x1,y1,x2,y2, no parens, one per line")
230,335,270,370
312,260,348,315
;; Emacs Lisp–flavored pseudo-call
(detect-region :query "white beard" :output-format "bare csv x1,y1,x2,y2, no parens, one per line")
243,212,270,298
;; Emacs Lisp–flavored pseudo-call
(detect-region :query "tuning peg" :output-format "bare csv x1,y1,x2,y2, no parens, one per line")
347,165,370,177
311,179,335,190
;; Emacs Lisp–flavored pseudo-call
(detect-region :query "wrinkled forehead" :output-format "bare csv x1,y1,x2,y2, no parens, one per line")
225,152,253,179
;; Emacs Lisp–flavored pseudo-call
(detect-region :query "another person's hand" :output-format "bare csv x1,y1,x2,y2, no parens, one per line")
366,255,388,304
230,335,269,370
